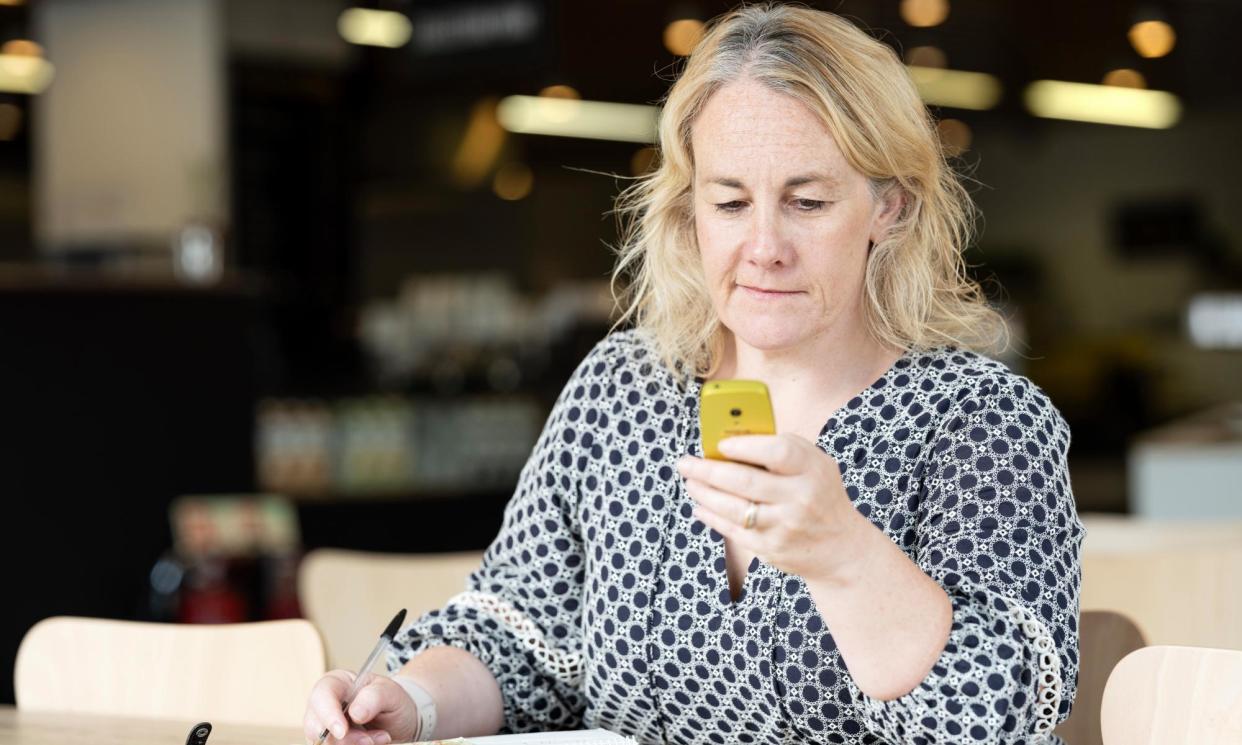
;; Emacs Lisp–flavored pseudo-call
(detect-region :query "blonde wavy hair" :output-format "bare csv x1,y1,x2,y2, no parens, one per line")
610,2,1008,382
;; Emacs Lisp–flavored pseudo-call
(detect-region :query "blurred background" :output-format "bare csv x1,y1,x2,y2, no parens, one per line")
0,0,1239,707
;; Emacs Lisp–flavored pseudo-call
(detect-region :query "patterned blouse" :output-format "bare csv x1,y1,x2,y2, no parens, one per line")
388,330,1084,745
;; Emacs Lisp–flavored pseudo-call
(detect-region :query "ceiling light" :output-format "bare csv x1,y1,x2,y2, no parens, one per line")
0,55,54,94
1128,20,1176,58
631,146,658,176
936,118,971,155
900,0,949,28
1187,293,1242,349
664,19,705,56
1,40,42,58
338,8,413,48
1024,80,1180,128
908,66,1001,110
539,85,580,100
1102,69,1146,89
493,162,533,201
905,45,947,69
497,95,659,143
452,98,506,189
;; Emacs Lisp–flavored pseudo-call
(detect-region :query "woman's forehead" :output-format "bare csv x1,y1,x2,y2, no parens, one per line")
696,79,825,135
690,80,850,177
698,170,847,190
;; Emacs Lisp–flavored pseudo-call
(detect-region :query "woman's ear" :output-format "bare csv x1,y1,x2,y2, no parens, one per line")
869,184,905,245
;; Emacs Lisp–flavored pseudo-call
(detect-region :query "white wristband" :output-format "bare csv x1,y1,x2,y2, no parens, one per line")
390,674,437,742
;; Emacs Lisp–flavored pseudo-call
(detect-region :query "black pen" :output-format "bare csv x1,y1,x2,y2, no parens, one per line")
317,609,408,745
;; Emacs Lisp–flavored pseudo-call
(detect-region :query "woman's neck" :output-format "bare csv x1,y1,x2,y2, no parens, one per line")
713,324,904,437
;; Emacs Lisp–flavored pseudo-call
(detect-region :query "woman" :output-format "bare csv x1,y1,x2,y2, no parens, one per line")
304,4,1083,744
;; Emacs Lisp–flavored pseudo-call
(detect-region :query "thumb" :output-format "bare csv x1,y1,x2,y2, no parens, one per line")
346,677,408,724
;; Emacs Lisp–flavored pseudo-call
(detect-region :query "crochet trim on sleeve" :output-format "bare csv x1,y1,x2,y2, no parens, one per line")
1006,602,1063,740
446,590,585,687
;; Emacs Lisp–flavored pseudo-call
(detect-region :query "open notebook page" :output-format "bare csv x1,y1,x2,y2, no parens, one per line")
408,730,637,745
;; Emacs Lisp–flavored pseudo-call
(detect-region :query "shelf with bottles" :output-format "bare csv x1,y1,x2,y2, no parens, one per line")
256,275,619,501
356,273,615,394
255,393,544,500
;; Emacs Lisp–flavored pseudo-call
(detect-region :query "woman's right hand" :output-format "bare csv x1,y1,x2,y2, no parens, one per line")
303,670,421,745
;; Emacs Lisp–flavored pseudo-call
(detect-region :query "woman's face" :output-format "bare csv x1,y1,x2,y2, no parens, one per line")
691,78,900,354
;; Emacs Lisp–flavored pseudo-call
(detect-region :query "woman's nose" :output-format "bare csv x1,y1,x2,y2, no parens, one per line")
743,206,793,266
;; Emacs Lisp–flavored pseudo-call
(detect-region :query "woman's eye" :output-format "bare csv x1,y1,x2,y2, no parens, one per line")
712,199,826,213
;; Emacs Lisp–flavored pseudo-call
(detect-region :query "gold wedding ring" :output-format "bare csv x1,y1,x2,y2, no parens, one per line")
743,501,759,530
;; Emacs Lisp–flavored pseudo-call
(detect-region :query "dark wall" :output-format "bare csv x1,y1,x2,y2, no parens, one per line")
0,284,267,703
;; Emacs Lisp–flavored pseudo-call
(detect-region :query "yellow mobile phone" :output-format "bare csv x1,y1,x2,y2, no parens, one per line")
700,380,776,460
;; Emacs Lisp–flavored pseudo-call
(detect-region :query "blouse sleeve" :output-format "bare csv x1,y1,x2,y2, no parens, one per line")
851,377,1085,744
385,338,618,733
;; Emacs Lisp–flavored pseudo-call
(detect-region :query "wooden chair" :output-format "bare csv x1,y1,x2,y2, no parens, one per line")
1054,610,1146,745
1080,514,1242,650
14,617,326,727
298,548,483,669
1100,645,1242,744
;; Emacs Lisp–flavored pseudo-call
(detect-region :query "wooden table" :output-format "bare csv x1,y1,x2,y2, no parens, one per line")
0,707,303,745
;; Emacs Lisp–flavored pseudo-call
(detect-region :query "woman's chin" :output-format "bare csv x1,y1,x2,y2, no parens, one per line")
725,321,814,352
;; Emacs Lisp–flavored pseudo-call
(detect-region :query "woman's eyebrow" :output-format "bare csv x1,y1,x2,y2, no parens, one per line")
704,172,841,188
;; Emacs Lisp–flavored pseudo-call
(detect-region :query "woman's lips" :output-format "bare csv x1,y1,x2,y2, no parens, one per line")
738,284,801,298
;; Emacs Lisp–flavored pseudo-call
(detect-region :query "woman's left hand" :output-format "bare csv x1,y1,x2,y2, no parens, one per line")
676,433,873,585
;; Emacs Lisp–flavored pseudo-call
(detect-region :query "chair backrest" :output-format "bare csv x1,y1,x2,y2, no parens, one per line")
1080,515,1242,650
1054,610,1147,745
1100,645,1242,744
298,548,483,669
14,617,326,727
1079,515,1242,552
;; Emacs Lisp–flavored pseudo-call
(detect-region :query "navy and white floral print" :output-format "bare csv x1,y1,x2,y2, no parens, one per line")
388,329,1084,745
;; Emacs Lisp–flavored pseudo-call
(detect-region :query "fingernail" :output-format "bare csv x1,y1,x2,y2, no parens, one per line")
361,737,375,745
373,734,392,745
333,724,347,739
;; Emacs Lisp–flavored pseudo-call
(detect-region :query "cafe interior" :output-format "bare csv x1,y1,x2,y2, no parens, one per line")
0,0,1239,743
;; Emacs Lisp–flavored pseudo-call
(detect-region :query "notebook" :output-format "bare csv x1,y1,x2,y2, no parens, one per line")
411,730,637,744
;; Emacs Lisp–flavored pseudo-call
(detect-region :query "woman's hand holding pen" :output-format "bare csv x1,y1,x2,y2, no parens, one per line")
304,670,419,745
